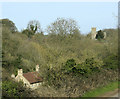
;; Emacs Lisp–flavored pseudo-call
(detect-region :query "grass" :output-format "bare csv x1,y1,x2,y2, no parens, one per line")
82,81,119,97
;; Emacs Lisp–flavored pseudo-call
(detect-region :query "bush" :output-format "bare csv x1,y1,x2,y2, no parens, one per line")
63,58,103,75
63,59,76,73
2,80,29,98
76,58,103,75
103,54,118,70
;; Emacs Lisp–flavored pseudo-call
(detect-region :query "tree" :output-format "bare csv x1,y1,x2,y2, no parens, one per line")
47,18,80,35
1,19,18,33
27,20,41,34
22,20,42,38
22,29,33,38
96,30,104,40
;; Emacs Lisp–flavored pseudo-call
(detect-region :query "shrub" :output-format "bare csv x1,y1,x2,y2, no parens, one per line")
2,80,29,98
63,59,76,73
103,54,118,70
80,58,102,74
63,58,103,75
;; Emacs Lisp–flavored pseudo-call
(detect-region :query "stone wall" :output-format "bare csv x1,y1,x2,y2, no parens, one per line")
15,75,31,87
30,83,42,89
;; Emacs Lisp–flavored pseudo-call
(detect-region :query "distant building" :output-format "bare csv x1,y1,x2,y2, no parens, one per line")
91,27,97,39
91,27,106,39
103,32,106,39
11,65,43,89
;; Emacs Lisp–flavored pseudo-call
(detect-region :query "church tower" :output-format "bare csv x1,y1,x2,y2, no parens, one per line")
91,27,97,39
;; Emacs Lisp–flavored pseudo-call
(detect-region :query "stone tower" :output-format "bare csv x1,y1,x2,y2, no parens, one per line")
36,64,39,72
103,32,106,39
91,27,97,39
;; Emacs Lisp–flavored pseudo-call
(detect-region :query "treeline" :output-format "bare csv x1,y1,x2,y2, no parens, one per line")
2,18,118,97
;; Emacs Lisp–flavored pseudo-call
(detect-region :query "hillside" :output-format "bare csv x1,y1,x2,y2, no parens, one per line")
1,19,118,97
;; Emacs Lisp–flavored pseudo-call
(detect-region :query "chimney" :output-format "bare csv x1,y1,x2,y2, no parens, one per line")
18,69,23,76
36,64,39,72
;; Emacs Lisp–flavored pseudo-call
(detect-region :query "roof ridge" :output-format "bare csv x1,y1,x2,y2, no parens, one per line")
23,71,38,74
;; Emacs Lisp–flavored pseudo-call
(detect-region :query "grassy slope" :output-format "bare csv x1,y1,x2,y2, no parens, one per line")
82,81,119,97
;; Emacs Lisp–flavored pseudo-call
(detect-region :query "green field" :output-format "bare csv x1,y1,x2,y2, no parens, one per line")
82,81,119,97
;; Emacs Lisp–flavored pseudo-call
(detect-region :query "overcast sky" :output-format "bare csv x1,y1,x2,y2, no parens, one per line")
1,2,118,34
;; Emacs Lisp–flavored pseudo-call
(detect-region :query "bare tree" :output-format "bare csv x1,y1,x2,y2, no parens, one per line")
46,18,80,35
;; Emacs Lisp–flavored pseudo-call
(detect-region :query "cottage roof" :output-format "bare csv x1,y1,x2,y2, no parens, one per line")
23,72,43,84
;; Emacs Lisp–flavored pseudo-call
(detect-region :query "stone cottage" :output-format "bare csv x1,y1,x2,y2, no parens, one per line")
11,65,43,89
91,27,106,39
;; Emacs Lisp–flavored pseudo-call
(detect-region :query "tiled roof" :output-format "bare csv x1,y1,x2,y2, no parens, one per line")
23,72,43,84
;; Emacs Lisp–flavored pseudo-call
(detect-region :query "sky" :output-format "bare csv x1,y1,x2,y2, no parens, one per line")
1,2,118,34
